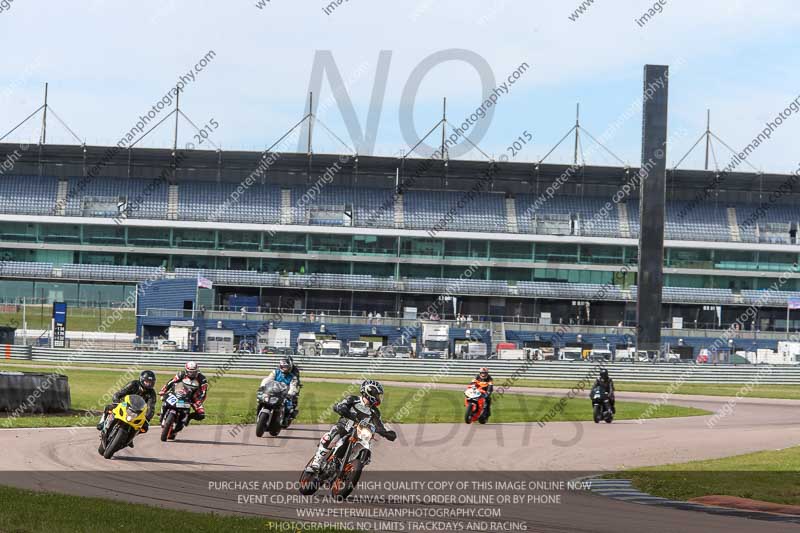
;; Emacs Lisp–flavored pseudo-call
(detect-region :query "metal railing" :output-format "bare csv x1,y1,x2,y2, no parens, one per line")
14,348,800,384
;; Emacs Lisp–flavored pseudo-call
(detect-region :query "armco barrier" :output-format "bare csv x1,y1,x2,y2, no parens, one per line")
0,345,32,360
23,348,800,384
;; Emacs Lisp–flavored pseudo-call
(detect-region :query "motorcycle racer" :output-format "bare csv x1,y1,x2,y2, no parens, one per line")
471,367,494,417
96,370,157,447
309,380,396,470
159,361,208,423
258,356,301,420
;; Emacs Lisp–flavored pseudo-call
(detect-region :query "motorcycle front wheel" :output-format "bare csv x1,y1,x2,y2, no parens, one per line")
464,403,475,424
161,411,175,442
268,407,283,436
103,426,128,459
592,404,601,423
298,463,320,495
255,409,268,437
331,459,363,501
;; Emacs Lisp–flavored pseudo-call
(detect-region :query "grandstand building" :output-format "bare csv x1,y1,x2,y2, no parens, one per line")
0,142,799,352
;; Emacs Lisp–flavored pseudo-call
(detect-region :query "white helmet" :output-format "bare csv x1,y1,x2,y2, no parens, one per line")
185,361,199,378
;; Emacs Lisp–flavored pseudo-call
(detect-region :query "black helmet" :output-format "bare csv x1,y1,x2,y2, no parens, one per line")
599,369,609,381
360,380,384,407
139,370,156,390
279,356,294,373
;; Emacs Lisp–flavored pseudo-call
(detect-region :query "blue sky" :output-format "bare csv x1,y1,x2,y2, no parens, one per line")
1,0,798,173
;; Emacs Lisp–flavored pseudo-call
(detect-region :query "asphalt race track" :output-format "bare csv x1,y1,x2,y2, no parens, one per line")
2,388,800,532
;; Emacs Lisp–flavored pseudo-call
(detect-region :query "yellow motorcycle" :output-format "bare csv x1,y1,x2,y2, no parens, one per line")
98,394,149,459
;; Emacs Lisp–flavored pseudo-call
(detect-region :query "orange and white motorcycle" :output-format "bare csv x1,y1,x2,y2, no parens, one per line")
298,413,382,500
464,384,490,424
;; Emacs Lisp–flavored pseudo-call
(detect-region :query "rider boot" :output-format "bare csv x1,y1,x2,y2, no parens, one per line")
310,444,330,471
97,406,111,430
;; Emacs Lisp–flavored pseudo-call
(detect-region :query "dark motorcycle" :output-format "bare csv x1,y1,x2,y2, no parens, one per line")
255,381,292,437
98,394,148,459
298,404,380,500
160,378,199,441
591,385,614,424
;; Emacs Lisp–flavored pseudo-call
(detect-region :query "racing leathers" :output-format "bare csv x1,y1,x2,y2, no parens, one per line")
594,377,616,413
159,371,209,422
258,366,301,419
471,373,494,416
98,380,157,432
310,395,397,470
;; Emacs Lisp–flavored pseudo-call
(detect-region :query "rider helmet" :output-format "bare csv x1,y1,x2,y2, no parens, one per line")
599,369,609,382
478,367,490,379
139,370,156,389
279,356,294,373
360,380,384,407
185,361,199,379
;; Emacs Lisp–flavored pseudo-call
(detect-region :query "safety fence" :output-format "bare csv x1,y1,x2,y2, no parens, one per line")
5,347,800,384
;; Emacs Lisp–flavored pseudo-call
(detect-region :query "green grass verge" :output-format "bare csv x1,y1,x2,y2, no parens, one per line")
302,372,800,400
0,485,352,533
606,446,800,506
0,364,707,428
0,308,136,333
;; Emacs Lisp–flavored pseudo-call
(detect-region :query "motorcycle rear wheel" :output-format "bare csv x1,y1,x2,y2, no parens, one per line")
331,459,363,501
161,412,175,442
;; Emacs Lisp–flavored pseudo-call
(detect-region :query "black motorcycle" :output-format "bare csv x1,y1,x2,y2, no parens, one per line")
160,378,199,441
255,381,291,437
591,384,614,424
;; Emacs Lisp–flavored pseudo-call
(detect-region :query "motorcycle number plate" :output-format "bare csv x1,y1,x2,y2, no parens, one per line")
167,396,177,405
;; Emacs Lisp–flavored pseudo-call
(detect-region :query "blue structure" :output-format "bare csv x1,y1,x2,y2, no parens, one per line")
136,279,491,353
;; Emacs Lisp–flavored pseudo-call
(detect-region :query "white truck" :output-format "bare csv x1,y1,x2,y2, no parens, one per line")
347,340,369,357
420,322,450,358
496,347,537,360
167,323,193,351
257,328,291,352
777,341,800,364
588,348,613,362
558,346,584,361
297,332,317,355
320,339,345,357
458,342,488,359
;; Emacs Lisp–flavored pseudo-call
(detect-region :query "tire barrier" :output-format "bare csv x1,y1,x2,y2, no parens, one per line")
21,347,800,384
0,371,71,414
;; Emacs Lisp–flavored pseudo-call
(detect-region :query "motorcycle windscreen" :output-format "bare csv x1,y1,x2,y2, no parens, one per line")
127,395,147,413
264,382,289,395
173,382,195,398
